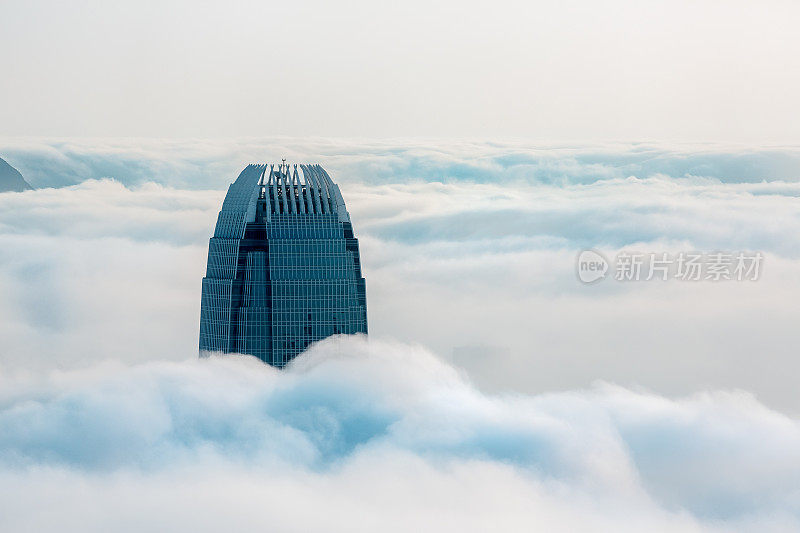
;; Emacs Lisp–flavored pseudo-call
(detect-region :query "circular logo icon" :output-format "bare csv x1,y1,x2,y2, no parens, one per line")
577,250,608,284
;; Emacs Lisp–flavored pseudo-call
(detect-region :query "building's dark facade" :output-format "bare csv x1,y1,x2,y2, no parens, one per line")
199,163,367,367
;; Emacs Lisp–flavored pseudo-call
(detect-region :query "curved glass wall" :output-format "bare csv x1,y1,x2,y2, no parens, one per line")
199,163,367,367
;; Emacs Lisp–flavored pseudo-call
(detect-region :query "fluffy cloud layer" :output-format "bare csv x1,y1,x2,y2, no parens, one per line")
1,158,799,410
0,139,798,530
3,138,800,189
1,337,798,532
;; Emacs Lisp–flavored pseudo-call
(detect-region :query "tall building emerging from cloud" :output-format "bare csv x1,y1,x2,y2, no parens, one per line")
199,163,367,367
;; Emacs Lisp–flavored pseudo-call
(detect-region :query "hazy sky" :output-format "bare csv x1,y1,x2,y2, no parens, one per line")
1,0,799,141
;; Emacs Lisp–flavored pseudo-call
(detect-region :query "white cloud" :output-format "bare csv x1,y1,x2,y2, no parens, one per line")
0,337,798,532
3,138,800,190
1,140,799,529
1,154,799,410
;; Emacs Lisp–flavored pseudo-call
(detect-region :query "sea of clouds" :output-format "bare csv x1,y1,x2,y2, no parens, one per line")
0,138,799,530
2,338,800,532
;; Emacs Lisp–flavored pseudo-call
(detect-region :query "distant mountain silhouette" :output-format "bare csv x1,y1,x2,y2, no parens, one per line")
0,157,33,192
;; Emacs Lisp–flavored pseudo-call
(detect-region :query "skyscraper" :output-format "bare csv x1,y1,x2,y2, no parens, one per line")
199,163,368,367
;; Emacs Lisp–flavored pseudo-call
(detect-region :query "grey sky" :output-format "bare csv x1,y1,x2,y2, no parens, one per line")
1,0,799,141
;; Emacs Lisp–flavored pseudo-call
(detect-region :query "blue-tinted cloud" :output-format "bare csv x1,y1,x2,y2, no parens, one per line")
0,337,798,532
0,140,799,532
2,139,800,189
1,155,800,412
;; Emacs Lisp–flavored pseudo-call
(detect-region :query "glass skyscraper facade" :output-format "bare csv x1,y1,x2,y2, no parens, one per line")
199,163,368,367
